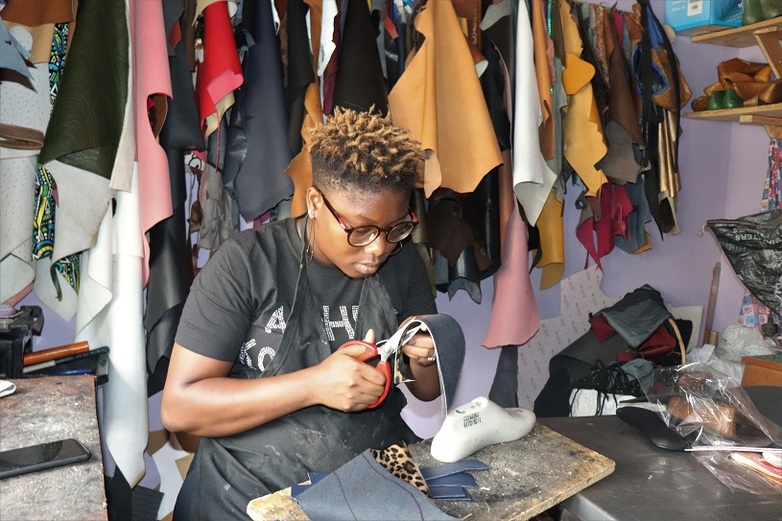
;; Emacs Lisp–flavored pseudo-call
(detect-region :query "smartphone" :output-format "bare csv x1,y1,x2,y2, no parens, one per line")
0,438,91,480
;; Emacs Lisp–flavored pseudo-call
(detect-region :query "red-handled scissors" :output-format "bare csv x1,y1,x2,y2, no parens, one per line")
337,340,393,409
337,324,425,409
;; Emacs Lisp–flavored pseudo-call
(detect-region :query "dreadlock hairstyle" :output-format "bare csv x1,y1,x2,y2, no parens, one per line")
309,107,425,194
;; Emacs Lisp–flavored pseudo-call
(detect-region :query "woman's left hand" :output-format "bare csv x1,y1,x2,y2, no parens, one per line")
397,317,440,401
399,321,436,368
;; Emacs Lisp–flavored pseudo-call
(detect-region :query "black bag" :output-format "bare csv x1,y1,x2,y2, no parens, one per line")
707,210,782,316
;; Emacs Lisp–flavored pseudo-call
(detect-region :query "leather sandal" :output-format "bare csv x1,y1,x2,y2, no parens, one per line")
691,95,711,112
730,78,782,105
703,81,725,97
717,58,769,84
755,65,772,83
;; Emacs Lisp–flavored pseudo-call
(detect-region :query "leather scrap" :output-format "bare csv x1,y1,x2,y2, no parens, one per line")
333,0,389,114
388,0,502,198
559,0,607,197
511,2,556,226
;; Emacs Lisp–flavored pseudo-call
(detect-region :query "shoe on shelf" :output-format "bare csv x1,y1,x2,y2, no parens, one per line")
744,0,764,25
724,89,745,108
717,58,769,85
730,78,782,106
707,90,727,110
761,0,782,21
691,96,711,112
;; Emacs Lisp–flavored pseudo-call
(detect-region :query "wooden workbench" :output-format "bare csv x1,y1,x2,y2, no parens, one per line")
0,376,107,520
246,423,615,520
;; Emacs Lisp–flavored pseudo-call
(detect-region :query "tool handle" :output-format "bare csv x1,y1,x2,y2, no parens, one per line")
338,341,389,409
367,360,391,410
23,341,90,366
337,340,378,362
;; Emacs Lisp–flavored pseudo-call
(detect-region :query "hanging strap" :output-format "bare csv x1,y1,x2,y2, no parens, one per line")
0,122,45,150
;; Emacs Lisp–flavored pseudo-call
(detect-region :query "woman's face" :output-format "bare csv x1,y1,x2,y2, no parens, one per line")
306,186,411,278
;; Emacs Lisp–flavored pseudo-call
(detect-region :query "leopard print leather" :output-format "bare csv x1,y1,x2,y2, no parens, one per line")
371,442,430,496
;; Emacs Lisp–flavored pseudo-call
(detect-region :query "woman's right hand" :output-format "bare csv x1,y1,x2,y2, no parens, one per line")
313,330,387,412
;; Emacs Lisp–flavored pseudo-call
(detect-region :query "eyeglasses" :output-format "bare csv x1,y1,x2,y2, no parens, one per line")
315,187,418,247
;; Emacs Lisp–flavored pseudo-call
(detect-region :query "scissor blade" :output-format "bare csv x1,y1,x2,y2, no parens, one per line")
376,323,424,361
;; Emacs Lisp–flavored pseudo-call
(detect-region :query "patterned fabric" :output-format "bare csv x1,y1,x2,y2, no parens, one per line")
32,22,79,293
738,138,782,346
48,23,68,104
32,164,55,260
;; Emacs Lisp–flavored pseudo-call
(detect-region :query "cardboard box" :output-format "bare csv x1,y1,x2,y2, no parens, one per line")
666,0,743,36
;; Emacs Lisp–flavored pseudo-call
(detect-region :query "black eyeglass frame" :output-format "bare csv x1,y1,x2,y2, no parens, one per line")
314,186,418,248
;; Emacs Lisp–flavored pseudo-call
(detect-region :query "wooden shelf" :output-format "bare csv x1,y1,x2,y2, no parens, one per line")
683,103,782,122
691,16,782,47
687,17,782,136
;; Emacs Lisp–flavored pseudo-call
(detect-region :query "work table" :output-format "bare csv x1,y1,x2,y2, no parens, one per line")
247,422,615,520
0,375,107,520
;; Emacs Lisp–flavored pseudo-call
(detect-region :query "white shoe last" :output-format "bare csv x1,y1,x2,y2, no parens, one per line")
430,396,536,463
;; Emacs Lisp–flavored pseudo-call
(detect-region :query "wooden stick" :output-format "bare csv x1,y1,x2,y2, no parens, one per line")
23,341,90,366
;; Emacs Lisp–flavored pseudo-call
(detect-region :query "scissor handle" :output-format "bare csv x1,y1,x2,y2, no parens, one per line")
338,340,379,362
368,360,392,410
337,340,391,409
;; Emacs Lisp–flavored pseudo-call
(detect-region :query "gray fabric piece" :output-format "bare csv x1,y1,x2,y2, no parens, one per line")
295,450,457,521
744,386,782,427
602,120,640,185
0,18,32,80
598,285,671,348
620,358,654,393
426,486,470,500
0,156,36,302
419,460,490,481
615,178,652,254
556,329,629,378
424,472,477,488
401,314,465,415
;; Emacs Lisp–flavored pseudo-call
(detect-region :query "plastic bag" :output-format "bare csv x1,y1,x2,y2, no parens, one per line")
707,210,782,316
644,363,782,494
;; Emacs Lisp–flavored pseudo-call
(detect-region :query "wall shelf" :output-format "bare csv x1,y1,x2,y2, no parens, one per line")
683,103,782,122
687,17,782,137
691,16,782,47
683,108,782,137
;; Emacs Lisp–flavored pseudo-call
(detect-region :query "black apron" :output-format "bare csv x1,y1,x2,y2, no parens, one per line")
179,222,417,519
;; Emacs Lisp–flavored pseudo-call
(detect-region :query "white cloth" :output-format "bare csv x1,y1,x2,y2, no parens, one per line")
570,389,636,417
77,164,148,487
511,2,556,227
0,157,37,302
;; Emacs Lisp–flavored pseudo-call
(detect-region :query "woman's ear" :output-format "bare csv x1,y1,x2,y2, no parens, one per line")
305,186,320,218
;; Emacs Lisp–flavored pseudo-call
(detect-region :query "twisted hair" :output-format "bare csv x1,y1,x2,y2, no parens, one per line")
309,108,425,194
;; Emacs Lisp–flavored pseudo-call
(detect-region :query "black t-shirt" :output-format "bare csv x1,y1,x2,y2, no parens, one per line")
176,218,436,372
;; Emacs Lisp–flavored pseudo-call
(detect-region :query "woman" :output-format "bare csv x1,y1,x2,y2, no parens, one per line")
161,108,441,518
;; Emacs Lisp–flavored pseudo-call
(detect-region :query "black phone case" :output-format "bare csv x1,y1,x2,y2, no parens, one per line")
0,438,91,480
